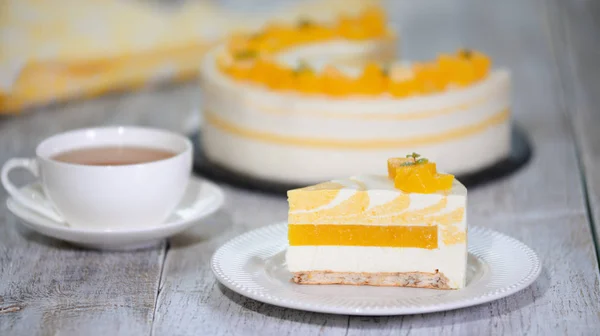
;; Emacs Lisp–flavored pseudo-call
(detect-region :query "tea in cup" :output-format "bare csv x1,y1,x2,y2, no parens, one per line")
1,126,193,230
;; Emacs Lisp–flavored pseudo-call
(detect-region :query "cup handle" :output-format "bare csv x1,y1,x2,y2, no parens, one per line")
1,158,65,223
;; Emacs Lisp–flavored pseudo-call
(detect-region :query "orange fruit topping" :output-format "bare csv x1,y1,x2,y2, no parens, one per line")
219,6,493,98
387,157,412,179
296,67,322,93
388,154,454,193
356,62,387,95
322,66,354,96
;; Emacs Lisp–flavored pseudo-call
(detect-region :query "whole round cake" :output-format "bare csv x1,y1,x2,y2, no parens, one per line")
200,7,511,184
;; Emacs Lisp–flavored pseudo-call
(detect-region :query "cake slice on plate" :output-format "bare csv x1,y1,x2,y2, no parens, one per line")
286,154,467,289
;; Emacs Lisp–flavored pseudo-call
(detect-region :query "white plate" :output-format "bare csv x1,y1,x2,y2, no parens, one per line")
6,176,224,250
211,223,541,315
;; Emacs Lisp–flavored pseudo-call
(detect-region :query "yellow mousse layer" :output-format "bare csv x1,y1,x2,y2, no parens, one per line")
288,224,438,248
219,7,491,97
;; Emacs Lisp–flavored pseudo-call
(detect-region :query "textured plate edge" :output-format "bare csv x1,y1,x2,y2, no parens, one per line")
210,223,542,316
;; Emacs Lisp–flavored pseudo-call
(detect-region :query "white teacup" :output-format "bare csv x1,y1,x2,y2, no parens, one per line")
1,126,193,230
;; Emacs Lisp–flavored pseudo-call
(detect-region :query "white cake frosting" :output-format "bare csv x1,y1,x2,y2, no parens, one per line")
286,174,468,289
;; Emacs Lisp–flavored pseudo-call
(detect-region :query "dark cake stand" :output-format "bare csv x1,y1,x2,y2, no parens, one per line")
190,124,532,195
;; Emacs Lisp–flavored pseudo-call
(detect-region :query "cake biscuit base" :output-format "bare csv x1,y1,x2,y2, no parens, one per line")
292,270,453,289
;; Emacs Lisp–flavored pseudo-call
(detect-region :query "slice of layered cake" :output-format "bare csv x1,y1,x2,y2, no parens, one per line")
286,154,467,289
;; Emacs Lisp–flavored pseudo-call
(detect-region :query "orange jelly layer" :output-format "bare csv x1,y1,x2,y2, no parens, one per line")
288,224,438,249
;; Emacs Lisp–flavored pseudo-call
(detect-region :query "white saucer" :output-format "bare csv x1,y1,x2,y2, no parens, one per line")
6,176,225,250
211,223,541,316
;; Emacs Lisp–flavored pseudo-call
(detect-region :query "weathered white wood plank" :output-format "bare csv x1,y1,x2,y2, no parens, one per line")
543,0,600,255
0,85,198,335
152,0,600,335
0,215,165,336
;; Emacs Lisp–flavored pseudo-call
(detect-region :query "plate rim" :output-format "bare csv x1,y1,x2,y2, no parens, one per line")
211,222,542,316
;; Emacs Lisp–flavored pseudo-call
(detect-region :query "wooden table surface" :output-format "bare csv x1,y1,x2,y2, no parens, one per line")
1,0,599,335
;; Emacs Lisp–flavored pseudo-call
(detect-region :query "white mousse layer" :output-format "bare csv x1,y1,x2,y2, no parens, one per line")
286,245,467,289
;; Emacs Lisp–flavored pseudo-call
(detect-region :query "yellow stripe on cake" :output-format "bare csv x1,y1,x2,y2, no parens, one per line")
287,181,345,211
204,108,510,149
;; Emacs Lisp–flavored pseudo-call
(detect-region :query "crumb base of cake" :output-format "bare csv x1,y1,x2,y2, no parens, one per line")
292,270,453,289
